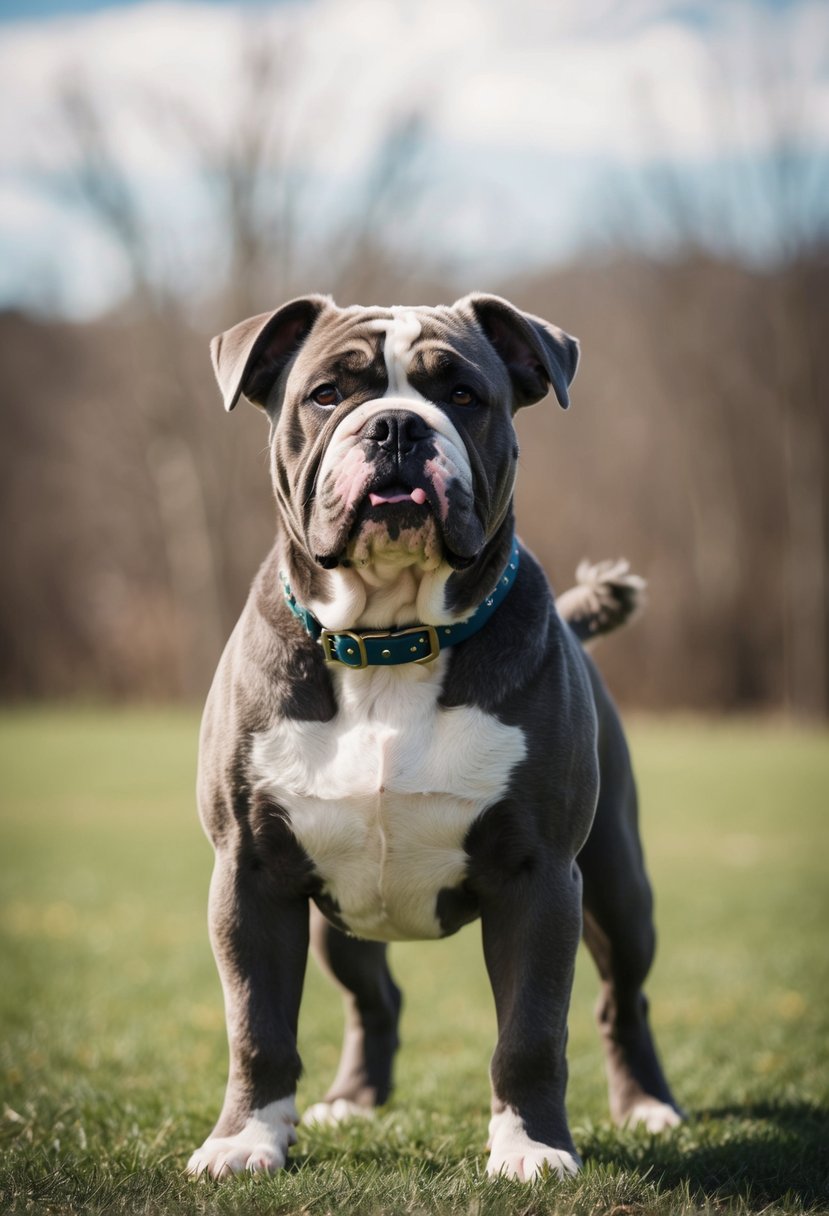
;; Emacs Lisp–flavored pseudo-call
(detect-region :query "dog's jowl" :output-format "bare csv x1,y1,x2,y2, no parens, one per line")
187,294,682,1182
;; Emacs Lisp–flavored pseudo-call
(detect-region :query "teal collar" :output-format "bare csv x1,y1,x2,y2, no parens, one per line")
281,540,520,669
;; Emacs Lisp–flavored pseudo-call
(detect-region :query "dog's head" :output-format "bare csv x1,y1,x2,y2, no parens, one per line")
210,294,578,629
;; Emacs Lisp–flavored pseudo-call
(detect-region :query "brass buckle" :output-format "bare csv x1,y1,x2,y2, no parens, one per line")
319,629,368,668
319,624,440,666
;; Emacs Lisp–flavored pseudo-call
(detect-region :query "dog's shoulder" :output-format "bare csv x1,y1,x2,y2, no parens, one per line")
443,545,599,830
440,545,599,867
197,545,335,841
442,544,595,721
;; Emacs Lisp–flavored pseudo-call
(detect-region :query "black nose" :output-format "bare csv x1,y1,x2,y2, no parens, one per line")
362,410,431,456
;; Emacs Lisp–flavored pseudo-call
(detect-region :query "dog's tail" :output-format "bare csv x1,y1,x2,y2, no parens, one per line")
556,559,646,645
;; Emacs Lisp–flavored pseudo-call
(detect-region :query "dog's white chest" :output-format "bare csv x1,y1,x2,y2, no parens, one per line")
251,660,526,941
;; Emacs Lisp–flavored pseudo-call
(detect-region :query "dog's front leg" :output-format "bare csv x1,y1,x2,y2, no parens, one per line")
480,855,583,1182
187,851,309,1179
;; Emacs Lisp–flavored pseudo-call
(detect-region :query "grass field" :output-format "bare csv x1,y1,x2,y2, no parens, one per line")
0,708,827,1215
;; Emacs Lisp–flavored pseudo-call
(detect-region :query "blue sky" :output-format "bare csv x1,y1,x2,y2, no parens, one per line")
0,0,253,19
1,0,826,317
0,0,805,18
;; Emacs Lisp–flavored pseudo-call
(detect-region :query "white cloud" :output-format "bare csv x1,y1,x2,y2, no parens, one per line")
0,0,826,314
3,0,826,172
0,179,129,315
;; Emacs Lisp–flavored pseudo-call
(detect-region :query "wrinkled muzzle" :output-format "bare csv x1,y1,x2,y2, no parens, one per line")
306,399,486,570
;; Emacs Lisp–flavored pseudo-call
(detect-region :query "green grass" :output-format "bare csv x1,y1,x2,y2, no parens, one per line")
0,708,827,1215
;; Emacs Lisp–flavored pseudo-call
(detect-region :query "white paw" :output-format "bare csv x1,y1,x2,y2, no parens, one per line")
187,1097,298,1179
626,1099,683,1133
302,1097,374,1127
486,1107,581,1182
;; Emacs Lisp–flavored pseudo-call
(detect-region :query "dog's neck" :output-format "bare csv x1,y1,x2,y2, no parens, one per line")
305,556,457,632
279,515,516,634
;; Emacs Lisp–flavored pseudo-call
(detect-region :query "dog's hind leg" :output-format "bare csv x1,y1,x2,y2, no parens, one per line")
578,672,683,1132
303,904,402,1126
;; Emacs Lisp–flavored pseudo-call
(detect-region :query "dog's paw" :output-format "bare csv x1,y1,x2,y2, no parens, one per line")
186,1136,288,1179
302,1097,375,1127
186,1098,298,1179
625,1099,683,1133
486,1108,581,1182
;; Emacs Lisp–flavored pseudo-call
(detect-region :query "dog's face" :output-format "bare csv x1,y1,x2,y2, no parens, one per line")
211,295,578,625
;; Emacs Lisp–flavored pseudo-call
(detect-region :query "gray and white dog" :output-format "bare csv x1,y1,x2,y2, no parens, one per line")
187,293,682,1182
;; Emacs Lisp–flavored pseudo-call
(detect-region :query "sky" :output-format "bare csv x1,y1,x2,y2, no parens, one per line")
0,0,827,317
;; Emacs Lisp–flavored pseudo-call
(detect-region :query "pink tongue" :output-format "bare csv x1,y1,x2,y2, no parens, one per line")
369,487,429,507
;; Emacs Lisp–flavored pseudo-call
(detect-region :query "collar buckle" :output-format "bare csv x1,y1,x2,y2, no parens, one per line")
319,623,440,668
319,629,368,667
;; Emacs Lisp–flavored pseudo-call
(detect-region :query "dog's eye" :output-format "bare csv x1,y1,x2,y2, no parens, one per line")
450,386,478,407
311,384,339,407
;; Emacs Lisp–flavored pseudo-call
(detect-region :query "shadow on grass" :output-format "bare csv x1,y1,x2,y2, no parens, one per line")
585,1100,829,1208
3,1107,827,1216
286,1100,829,1208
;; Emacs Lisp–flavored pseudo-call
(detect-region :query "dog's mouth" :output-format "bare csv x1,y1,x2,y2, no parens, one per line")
340,476,441,566
347,479,479,571
367,483,429,509
356,472,434,522
312,468,483,573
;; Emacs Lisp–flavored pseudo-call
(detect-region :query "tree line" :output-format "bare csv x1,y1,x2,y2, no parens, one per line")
2,46,826,716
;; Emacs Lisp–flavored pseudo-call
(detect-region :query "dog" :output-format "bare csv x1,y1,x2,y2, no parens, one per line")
186,293,682,1182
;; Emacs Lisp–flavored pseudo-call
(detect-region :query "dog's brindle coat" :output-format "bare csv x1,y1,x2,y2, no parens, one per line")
188,294,681,1181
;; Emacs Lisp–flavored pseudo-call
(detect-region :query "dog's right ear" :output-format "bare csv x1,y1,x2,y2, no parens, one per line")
210,294,331,412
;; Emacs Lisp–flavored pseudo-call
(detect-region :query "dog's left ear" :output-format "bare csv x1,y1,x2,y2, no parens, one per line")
458,293,579,410
210,294,332,412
